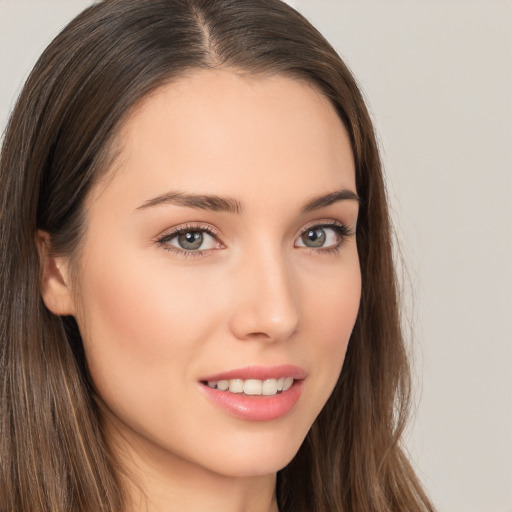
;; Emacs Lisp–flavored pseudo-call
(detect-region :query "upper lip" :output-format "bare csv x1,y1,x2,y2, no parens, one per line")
200,364,307,382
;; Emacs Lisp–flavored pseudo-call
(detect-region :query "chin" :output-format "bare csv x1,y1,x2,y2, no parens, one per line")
195,426,309,479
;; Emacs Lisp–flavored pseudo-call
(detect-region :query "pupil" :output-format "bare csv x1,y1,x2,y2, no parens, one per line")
178,231,203,250
303,228,326,247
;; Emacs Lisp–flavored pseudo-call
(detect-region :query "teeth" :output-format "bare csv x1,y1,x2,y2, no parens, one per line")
229,379,244,393
244,379,262,395
282,377,293,391
217,380,229,391
206,377,295,396
262,379,278,396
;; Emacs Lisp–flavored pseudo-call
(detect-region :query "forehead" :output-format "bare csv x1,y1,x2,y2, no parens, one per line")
92,69,355,210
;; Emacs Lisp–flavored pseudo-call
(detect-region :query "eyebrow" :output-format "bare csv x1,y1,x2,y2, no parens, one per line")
300,189,360,213
135,189,360,214
136,191,243,214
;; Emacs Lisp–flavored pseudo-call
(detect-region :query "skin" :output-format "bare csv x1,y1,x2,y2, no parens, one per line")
40,70,361,512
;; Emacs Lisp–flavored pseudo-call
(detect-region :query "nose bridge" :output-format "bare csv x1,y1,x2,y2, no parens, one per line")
228,242,299,342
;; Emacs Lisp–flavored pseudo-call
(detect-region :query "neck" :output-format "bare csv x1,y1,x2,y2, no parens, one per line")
124,465,279,512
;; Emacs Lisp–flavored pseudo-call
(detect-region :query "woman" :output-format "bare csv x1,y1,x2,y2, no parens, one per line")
0,0,435,511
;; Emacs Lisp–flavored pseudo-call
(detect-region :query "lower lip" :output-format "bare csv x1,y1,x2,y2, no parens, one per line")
199,380,304,421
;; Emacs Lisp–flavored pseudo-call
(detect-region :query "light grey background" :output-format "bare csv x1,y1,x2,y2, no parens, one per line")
1,1,511,511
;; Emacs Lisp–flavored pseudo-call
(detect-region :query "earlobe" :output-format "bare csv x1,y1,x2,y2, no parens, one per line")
37,231,75,316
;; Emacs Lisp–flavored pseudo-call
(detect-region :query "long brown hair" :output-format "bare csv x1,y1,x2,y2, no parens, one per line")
0,1,435,510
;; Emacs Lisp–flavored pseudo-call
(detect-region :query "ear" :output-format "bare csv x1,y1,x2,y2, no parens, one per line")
37,231,76,316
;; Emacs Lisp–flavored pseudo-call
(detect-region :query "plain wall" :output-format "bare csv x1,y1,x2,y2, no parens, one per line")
1,1,511,511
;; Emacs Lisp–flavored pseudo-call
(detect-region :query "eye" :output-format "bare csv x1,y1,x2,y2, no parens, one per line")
295,223,350,250
157,225,221,254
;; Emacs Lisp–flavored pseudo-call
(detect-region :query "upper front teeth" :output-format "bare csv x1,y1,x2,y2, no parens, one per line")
207,377,294,396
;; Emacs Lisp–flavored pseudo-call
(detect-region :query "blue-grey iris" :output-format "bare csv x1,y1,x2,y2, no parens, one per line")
178,231,203,250
301,228,326,248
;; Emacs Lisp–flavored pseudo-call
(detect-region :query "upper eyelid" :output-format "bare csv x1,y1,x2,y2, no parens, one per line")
294,219,353,238
156,223,221,241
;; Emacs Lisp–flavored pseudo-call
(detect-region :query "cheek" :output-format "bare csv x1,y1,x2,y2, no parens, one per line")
80,252,214,345
302,250,361,342
299,254,361,411
74,248,221,409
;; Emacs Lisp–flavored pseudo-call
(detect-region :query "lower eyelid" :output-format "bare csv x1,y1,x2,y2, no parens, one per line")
160,245,210,258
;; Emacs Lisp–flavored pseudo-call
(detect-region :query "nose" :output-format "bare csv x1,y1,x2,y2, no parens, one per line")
227,247,300,343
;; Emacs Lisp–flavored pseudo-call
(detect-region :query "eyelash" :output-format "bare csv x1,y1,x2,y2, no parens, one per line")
156,221,353,258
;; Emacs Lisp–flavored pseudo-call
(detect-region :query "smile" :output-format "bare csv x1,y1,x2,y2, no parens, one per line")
199,365,306,421
205,377,294,396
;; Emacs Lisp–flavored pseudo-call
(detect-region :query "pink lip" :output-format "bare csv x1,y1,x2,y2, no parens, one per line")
200,364,307,382
198,365,306,422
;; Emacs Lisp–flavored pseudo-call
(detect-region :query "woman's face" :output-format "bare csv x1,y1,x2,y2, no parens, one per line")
68,70,361,479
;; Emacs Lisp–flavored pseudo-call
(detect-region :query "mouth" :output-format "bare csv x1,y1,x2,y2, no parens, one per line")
198,365,306,421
